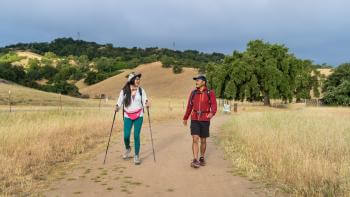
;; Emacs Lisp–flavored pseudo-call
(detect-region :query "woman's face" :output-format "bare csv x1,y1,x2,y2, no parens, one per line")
134,77,141,87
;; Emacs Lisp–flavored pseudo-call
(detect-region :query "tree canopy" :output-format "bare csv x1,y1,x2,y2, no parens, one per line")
206,40,320,105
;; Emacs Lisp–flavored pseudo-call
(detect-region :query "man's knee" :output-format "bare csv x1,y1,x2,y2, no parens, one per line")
200,138,206,144
192,135,200,144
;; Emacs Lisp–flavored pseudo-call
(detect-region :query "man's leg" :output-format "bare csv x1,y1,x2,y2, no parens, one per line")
190,120,201,168
200,137,206,157
199,121,210,166
192,135,200,160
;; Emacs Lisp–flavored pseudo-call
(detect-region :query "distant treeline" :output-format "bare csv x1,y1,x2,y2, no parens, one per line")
0,37,225,97
1,37,224,72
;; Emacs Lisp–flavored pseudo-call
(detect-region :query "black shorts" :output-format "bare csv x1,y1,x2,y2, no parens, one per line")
190,120,210,138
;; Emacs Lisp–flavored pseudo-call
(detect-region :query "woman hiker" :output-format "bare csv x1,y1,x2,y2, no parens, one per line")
115,72,149,165
183,75,217,168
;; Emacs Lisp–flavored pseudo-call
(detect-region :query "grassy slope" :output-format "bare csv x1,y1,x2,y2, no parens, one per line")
80,62,198,99
0,82,96,106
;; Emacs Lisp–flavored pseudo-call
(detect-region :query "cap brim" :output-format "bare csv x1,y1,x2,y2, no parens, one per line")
132,74,142,79
193,77,206,81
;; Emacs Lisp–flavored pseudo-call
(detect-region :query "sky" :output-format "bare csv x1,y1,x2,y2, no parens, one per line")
1,0,350,66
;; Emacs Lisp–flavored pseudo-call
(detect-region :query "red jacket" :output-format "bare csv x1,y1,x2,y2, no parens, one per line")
183,87,217,121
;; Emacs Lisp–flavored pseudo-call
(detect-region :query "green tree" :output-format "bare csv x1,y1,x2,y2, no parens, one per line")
160,55,174,68
172,64,183,74
322,63,350,105
206,40,319,106
27,59,42,81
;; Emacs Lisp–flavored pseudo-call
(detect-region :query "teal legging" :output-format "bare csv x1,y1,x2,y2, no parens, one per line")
124,117,143,156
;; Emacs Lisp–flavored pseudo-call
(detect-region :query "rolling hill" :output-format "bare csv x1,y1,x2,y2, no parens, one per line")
79,62,199,99
0,80,96,106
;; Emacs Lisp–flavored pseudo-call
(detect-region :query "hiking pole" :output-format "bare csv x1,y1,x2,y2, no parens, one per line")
146,106,156,162
103,110,117,164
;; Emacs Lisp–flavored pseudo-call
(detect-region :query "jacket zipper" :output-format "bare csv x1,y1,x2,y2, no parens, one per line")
198,92,203,121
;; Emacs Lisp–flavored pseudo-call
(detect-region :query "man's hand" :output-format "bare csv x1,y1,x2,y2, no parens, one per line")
183,119,188,126
115,105,120,112
207,113,213,119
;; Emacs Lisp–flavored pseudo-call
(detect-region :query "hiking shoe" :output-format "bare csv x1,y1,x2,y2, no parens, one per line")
123,148,131,160
199,157,206,166
134,155,141,165
191,159,200,168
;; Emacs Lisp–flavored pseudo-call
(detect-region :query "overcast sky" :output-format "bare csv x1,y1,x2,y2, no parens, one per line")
1,0,349,65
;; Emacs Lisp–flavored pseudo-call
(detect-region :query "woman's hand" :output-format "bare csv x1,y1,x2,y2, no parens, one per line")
146,100,151,108
115,105,120,112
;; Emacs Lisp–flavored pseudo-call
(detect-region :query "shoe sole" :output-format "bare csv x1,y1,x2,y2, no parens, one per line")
123,155,135,160
191,163,200,168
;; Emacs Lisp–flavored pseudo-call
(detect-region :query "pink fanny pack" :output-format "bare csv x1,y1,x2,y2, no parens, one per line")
125,109,143,120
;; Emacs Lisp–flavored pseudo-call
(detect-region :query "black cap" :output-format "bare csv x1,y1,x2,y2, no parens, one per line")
193,75,207,82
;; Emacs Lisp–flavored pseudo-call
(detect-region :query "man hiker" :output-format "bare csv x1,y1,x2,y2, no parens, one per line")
183,75,217,168
115,72,150,165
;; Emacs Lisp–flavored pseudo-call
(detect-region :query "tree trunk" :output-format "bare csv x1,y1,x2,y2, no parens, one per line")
263,91,271,106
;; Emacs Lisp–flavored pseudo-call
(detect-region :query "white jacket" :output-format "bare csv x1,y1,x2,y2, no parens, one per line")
116,88,147,118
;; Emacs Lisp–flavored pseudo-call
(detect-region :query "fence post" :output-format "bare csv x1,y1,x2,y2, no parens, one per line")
8,90,12,113
168,100,172,111
59,93,62,111
234,103,238,113
99,94,102,111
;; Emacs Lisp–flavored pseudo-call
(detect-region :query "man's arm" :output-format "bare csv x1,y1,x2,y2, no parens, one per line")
183,91,194,125
208,90,217,118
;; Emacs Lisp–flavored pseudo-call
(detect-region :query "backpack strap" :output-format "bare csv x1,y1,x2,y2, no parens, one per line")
189,89,197,106
206,89,211,105
139,87,144,112
190,89,212,106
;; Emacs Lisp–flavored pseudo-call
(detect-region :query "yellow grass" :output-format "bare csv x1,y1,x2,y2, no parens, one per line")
318,68,333,77
80,62,199,99
221,107,350,196
0,98,185,195
0,83,99,106
13,51,43,69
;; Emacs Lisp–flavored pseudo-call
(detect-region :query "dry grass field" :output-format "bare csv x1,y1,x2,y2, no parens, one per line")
0,83,99,107
0,98,186,195
221,107,350,196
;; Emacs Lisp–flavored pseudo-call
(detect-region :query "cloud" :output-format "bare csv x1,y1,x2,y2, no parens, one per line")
1,0,349,65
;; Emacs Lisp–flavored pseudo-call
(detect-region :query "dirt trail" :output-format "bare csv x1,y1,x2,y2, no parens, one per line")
45,115,282,197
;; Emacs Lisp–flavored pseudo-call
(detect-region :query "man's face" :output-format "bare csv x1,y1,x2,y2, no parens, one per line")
195,79,206,88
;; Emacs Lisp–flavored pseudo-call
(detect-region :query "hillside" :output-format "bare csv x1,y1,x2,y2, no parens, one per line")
318,68,333,77
0,81,96,106
11,51,43,68
80,62,198,99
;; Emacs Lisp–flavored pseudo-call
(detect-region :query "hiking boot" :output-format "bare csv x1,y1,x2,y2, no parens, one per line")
191,159,200,168
199,157,206,166
134,155,141,165
123,148,131,160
